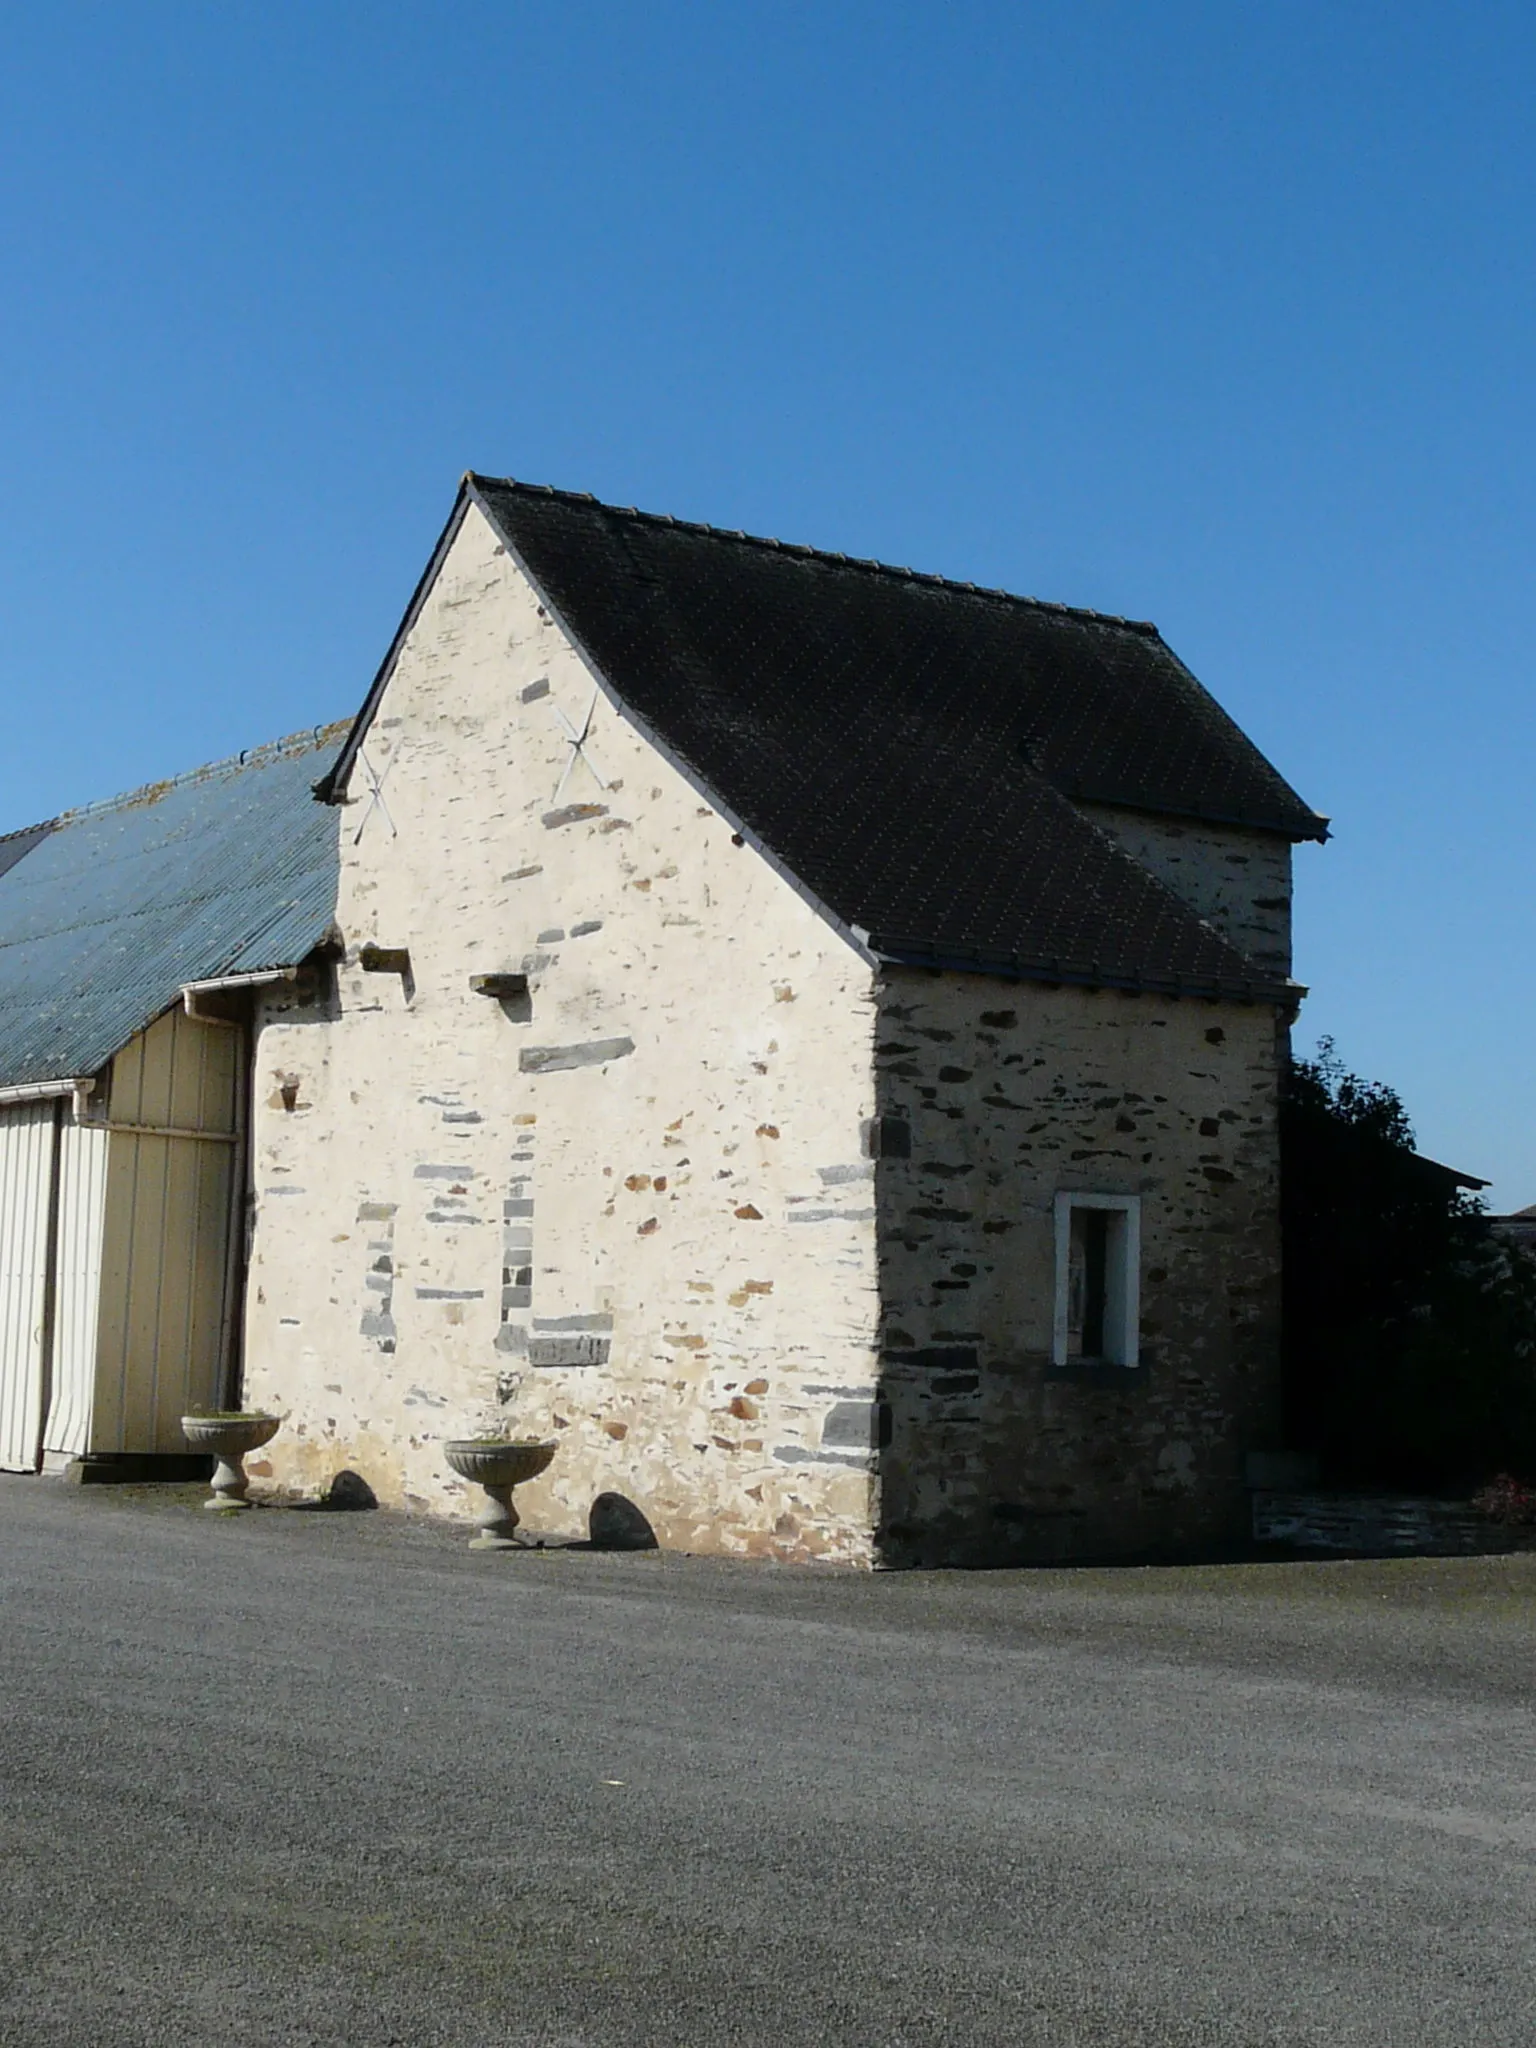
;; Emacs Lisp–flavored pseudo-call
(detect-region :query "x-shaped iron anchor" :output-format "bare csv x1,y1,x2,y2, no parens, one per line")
552,691,611,802
353,747,401,845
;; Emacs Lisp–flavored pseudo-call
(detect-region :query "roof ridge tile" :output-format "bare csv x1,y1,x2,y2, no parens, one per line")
47,720,351,832
0,817,55,848
465,473,1161,635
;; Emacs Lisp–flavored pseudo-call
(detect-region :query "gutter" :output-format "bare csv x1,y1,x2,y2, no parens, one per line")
181,967,298,1024
0,968,302,1115
0,1076,97,1117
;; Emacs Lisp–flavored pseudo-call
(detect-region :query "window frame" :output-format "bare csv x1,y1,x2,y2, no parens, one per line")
1052,1192,1142,1369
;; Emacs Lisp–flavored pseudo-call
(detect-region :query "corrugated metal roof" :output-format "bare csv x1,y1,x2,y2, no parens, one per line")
0,724,346,1089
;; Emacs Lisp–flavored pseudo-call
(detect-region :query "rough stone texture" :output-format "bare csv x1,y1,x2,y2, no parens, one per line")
872,968,1284,1565
1076,803,1295,981
241,501,1295,1571
518,1036,635,1074
243,503,882,1564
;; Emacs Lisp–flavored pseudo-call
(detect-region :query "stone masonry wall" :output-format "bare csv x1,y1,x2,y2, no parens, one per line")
1076,803,1294,981
242,503,882,1564
872,969,1284,1564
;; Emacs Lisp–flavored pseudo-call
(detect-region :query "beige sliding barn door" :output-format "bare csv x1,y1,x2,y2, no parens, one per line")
91,1010,242,1454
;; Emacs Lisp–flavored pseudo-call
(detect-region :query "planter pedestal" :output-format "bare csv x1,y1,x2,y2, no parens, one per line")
444,1441,556,1549
181,1415,281,1510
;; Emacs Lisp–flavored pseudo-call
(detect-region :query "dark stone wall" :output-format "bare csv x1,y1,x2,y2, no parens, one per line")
871,970,1284,1564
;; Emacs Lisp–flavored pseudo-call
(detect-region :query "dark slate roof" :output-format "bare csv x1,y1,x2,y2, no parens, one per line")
1490,1211,1536,1249
0,725,346,1089
327,478,1327,1004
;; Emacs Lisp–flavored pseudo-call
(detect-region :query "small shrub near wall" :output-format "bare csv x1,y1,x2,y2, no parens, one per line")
1471,1473,1536,1527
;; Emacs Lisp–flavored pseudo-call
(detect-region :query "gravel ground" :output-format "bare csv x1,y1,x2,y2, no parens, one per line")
2,1474,1534,2047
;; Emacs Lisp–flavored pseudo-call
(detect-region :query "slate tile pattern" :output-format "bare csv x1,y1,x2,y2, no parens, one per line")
331,479,1328,1001
486,483,1325,999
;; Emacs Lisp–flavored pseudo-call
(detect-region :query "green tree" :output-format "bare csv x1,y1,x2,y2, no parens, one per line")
1282,1040,1536,1489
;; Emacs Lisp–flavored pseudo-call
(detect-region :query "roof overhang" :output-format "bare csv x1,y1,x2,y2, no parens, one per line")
1410,1153,1490,1191
867,936,1305,1011
180,965,301,1026
1072,789,1331,845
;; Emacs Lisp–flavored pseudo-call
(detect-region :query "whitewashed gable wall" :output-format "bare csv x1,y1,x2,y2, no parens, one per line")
243,505,882,1561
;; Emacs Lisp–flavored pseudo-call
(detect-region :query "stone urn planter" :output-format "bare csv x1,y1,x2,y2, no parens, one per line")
444,1440,556,1549
181,1413,281,1511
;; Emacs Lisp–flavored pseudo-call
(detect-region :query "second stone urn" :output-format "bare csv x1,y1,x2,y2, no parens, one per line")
181,1413,281,1510
444,1439,556,1549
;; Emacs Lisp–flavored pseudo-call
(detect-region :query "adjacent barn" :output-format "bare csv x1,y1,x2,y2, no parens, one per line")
0,729,342,1476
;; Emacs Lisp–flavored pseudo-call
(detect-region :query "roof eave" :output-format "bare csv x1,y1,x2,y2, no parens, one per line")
868,936,1305,1010
1148,638,1330,844
1072,789,1331,844
1411,1154,1490,1191
0,1075,98,1111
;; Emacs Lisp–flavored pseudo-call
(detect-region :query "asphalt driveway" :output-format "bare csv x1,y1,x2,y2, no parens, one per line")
2,1476,1533,2046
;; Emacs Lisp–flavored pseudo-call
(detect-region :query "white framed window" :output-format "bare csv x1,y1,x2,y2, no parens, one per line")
1052,1193,1141,1367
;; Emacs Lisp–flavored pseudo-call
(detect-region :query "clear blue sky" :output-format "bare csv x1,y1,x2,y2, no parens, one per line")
2,3,1532,1199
